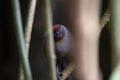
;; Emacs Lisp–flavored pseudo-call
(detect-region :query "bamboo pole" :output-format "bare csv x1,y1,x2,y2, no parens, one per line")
24,0,37,53
110,0,120,80
60,7,111,80
11,0,32,80
42,0,57,80
74,0,100,80
18,0,37,80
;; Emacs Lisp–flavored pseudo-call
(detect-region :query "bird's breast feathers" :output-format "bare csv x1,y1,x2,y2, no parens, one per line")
55,29,73,57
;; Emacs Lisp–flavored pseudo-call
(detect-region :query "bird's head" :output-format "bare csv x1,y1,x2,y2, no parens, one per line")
53,24,65,41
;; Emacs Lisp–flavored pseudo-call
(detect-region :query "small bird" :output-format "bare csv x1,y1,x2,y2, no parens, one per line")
53,24,73,80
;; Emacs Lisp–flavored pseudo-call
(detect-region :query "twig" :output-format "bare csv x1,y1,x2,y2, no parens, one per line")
61,63,74,80
43,0,57,80
100,8,111,30
18,0,36,80
11,0,32,80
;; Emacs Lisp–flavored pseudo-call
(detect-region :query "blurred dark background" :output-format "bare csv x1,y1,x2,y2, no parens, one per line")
0,0,111,80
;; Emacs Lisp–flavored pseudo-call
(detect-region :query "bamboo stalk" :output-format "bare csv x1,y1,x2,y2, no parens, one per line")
42,0,57,80
18,0,37,80
110,0,120,80
11,0,32,80
24,0,37,53
74,0,100,80
60,7,111,80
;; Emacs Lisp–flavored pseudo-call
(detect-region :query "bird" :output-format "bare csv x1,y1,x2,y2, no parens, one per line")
53,24,73,80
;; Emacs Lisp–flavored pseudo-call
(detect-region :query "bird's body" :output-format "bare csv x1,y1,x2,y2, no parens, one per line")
53,24,73,80
54,25,73,61
54,24,73,63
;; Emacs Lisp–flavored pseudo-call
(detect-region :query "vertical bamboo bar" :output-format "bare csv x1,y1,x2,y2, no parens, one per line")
18,0,37,80
110,0,120,80
11,0,32,80
24,0,37,53
43,0,57,80
74,0,100,80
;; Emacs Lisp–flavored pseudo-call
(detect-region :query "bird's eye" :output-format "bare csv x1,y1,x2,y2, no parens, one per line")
55,31,59,36
54,30,62,39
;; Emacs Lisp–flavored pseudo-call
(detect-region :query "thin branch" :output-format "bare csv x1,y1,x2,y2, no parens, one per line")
11,0,32,80
43,0,57,80
18,0,37,80
61,63,74,80
100,8,111,30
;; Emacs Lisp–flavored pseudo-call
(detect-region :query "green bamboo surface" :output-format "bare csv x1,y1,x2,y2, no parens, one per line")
110,0,120,80
11,0,32,80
